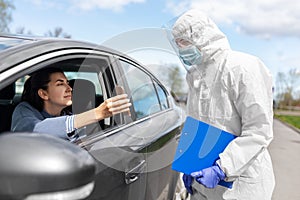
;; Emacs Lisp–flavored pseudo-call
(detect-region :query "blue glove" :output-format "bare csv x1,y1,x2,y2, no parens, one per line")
191,164,225,188
182,174,194,195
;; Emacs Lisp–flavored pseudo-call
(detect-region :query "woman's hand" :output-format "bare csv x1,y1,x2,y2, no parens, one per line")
95,94,131,120
74,94,131,129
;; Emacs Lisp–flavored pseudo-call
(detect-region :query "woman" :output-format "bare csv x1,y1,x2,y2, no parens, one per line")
11,67,131,140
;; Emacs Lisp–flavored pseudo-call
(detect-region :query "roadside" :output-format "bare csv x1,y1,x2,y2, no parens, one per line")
274,109,300,116
269,118,300,200
274,109,300,133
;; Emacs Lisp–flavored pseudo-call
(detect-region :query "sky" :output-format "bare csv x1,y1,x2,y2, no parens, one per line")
9,0,300,95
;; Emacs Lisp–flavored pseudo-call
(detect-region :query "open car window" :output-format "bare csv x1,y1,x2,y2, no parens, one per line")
7,55,125,139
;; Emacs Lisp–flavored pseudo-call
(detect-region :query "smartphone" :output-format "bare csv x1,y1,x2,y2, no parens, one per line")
115,85,131,116
115,85,125,95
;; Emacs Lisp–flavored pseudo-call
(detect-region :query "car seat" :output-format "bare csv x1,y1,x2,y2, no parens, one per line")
68,79,103,134
0,83,16,133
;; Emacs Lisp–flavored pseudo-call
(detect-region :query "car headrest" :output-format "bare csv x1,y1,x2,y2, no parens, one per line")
69,79,96,114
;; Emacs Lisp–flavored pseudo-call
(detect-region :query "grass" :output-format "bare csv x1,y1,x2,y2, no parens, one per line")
274,114,300,130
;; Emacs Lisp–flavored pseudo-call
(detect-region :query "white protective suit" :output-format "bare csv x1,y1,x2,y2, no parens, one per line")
171,9,275,200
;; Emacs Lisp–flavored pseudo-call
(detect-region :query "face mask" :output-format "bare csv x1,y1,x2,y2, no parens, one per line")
179,46,202,69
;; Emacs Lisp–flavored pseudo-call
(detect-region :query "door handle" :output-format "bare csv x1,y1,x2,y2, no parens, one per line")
125,159,146,184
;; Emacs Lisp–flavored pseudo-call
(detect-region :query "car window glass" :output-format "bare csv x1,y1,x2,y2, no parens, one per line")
155,82,169,110
15,76,29,95
64,72,103,95
120,61,161,120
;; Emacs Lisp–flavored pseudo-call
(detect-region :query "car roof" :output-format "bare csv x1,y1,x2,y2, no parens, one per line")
0,34,135,73
0,34,168,94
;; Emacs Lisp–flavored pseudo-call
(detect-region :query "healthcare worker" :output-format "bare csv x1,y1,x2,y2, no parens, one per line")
169,9,275,199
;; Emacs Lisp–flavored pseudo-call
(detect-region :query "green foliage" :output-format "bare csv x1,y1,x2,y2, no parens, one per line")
0,1,71,38
275,114,300,129
168,65,184,94
275,68,300,108
0,0,14,32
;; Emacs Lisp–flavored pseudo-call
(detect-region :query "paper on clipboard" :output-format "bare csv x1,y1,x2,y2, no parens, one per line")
172,116,236,188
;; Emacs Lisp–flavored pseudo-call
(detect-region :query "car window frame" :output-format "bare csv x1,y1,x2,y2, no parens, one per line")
112,56,171,122
0,50,131,139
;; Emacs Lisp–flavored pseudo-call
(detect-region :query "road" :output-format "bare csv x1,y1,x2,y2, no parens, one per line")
270,118,300,200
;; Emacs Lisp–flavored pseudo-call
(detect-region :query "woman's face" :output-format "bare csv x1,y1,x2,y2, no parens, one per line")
40,72,72,111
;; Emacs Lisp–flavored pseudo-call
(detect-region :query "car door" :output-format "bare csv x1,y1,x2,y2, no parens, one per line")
112,57,182,200
0,48,149,200
0,42,182,199
71,54,149,200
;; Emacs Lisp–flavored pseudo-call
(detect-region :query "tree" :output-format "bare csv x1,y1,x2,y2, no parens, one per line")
0,0,15,32
15,26,32,35
45,27,71,38
275,68,300,108
0,1,72,38
168,65,185,95
146,63,187,98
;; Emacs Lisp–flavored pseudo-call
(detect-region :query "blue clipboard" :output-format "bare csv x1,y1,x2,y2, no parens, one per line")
172,116,236,188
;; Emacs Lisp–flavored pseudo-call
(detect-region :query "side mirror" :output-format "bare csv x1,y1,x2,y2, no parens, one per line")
0,133,96,200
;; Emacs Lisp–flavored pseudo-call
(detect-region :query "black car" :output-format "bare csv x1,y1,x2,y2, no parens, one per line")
0,34,184,200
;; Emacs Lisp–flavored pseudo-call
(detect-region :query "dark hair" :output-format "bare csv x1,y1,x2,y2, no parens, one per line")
22,67,65,111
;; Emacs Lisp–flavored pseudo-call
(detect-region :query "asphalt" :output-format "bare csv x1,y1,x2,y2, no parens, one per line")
270,118,300,200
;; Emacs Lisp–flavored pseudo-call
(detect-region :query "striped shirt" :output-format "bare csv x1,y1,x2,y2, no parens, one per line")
11,101,79,140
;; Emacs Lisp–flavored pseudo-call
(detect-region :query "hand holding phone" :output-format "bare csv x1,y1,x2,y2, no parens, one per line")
115,85,131,116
